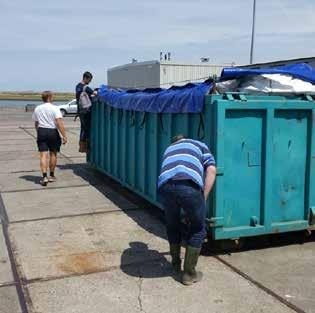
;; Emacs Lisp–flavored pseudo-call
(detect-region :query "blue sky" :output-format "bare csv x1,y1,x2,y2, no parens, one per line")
1,0,315,91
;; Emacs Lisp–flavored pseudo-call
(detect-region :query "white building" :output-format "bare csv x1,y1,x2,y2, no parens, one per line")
107,60,235,89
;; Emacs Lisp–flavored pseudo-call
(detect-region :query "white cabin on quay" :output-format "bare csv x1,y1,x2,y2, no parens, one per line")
107,60,235,90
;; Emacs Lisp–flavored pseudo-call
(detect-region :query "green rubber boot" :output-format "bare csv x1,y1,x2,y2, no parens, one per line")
182,246,203,285
169,244,181,272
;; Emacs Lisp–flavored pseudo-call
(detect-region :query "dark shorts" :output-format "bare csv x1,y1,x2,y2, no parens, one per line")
37,127,61,152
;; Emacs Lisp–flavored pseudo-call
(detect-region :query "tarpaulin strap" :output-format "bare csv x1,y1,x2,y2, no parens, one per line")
198,113,205,140
158,114,164,132
140,112,147,129
118,109,124,124
130,111,136,127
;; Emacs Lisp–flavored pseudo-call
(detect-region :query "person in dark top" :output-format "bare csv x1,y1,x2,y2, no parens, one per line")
75,71,96,152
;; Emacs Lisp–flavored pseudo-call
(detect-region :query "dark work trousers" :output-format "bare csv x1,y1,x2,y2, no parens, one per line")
158,180,206,248
79,111,91,142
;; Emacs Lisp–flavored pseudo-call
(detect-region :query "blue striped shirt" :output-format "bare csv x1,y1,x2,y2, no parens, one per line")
158,139,216,189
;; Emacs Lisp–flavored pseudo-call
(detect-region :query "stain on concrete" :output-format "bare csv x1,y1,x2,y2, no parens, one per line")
56,251,105,275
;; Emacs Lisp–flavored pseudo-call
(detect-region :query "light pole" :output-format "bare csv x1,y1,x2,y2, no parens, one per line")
250,0,256,64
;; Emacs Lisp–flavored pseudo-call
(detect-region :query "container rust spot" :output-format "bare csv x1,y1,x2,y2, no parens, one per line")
57,251,105,275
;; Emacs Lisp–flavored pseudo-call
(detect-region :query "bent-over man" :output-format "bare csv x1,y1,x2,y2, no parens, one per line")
32,91,67,186
158,135,216,285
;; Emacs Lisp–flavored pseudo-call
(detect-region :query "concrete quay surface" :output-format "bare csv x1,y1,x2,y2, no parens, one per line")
0,108,314,313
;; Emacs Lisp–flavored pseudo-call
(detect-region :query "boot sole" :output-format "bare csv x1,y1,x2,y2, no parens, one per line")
182,273,203,286
182,279,202,286
182,281,194,286
182,277,202,285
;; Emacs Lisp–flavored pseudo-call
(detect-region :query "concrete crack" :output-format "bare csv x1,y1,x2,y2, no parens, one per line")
137,271,146,313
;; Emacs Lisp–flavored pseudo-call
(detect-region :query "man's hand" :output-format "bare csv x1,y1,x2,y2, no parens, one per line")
204,166,216,201
55,118,67,145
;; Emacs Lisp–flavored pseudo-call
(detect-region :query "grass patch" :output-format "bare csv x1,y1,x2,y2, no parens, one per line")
0,92,75,101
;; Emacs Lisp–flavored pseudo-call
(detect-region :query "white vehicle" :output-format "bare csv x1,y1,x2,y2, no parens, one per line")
57,99,77,116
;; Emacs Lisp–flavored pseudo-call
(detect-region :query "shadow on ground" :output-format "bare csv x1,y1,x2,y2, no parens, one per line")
120,241,176,280
57,162,167,242
20,174,41,184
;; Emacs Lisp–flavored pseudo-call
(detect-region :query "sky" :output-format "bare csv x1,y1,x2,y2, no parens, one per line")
1,0,315,91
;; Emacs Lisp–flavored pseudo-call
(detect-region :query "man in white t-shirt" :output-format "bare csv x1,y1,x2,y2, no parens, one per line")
32,91,67,186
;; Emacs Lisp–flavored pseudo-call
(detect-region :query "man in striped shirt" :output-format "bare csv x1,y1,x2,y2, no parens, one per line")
158,135,216,285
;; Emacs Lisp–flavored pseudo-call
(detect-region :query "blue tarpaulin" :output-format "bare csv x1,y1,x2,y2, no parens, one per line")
220,63,315,84
97,80,213,113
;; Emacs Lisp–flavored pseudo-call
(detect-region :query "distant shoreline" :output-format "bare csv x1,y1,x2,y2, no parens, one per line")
0,92,75,102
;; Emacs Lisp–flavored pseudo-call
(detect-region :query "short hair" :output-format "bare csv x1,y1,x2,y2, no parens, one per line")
41,91,53,102
171,134,186,143
83,71,93,80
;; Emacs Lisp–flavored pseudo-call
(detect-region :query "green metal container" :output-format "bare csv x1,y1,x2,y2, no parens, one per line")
89,94,315,240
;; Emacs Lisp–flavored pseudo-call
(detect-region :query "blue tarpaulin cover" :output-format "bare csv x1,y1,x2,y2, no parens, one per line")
97,80,213,113
220,63,315,84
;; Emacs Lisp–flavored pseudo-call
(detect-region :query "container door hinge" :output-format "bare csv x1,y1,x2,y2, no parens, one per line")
206,217,224,228
238,94,247,101
303,94,314,102
250,216,258,227
309,207,315,225
224,93,235,101
216,167,224,176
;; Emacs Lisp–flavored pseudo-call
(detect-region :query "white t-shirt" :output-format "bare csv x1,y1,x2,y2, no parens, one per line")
32,103,62,129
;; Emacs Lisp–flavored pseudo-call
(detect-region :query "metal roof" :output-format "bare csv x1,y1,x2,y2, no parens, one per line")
239,56,315,68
